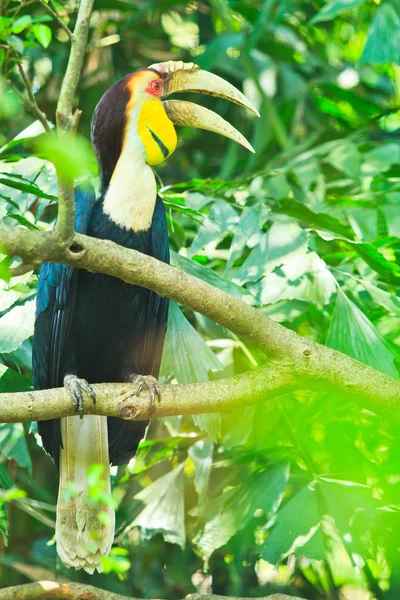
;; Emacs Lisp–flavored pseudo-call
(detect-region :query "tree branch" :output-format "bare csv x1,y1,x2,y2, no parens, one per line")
0,366,296,423
38,0,74,40
1,221,400,423
55,0,94,243
0,581,306,600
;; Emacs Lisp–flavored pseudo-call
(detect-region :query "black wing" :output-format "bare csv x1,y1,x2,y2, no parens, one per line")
107,196,170,465
33,185,96,462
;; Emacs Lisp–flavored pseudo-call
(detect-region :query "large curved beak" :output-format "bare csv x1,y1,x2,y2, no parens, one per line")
149,61,259,153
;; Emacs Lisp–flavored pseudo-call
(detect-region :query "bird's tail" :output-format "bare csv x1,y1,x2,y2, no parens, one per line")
56,415,115,574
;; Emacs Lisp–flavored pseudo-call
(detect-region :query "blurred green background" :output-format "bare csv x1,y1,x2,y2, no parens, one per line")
1,0,400,598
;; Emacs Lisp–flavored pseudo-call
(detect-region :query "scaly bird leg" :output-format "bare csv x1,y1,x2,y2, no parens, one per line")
63,374,96,419
127,374,161,407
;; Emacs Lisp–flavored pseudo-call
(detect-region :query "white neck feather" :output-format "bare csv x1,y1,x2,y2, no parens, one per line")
102,108,156,232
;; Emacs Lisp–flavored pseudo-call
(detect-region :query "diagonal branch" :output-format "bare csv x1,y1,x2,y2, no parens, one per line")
15,60,52,133
38,0,74,40
1,221,400,422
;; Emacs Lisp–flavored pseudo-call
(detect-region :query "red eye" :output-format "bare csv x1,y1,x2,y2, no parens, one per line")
147,79,163,97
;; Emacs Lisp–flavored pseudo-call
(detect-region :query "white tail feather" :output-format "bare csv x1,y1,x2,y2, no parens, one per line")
56,415,115,574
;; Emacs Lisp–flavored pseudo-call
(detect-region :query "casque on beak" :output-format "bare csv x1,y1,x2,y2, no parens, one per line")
148,61,259,153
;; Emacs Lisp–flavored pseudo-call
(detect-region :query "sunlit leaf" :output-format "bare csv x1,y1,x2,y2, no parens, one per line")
0,299,35,353
32,24,52,48
11,15,32,34
251,252,337,306
0,423,32,473
189,200,239,256
133,463,185,548
326,288,398,378
234,222,309,285
225,203,269,273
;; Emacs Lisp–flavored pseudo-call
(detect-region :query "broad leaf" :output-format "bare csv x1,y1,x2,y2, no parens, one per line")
161,301,223,440
225,203,269,273
326,288,398,378
195,463,290,562
360,2,400,64
261,481,325,563
311,0,367,24
132,463,185,548
189,200,239,256
0,300,35,353
234,222,309,285
251,252,337,306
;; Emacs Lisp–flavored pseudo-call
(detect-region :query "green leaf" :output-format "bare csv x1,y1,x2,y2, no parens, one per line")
0,299,35,353
0,423,32,473
171,251,258,305
32,24,52,48
250,252,337,306
195,463,289,562
189,200,239,256
0,463,14,491
311,0,367,24
360,2,400,64
325,141,361,179
0,177,57,201
261,481,325,563
0,364,32,393
224,203,269,273
188,440,214,506
234,223,309,285
132,463,186,547
320,478,377,539
362,281,400,317
326,288,398,379
161,302,223,384
160,302,223,440
274,198,354,239
11,15,32,33
7,34,24,55
35,133,96,179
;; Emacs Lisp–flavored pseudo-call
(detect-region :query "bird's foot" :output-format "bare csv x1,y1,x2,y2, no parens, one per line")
127,374,160,407
64,374,96,419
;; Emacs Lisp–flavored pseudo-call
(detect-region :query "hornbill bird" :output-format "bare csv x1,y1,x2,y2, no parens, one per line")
33,61,258,573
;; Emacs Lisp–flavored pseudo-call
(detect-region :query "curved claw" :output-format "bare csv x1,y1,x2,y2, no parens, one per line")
64,374,96,419
128,374,161,407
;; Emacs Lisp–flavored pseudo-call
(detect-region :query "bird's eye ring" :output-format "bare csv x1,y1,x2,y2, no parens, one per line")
149,79,163,96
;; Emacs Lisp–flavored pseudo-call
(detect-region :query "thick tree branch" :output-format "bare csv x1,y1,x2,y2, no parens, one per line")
1,222,400,422
55,0,94,243
0,581,305,600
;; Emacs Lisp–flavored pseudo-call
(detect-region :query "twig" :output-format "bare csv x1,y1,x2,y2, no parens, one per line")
38,0,74,41
15,60,52,133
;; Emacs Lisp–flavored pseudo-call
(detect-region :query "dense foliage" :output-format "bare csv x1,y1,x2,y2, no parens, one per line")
1,0,400,598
